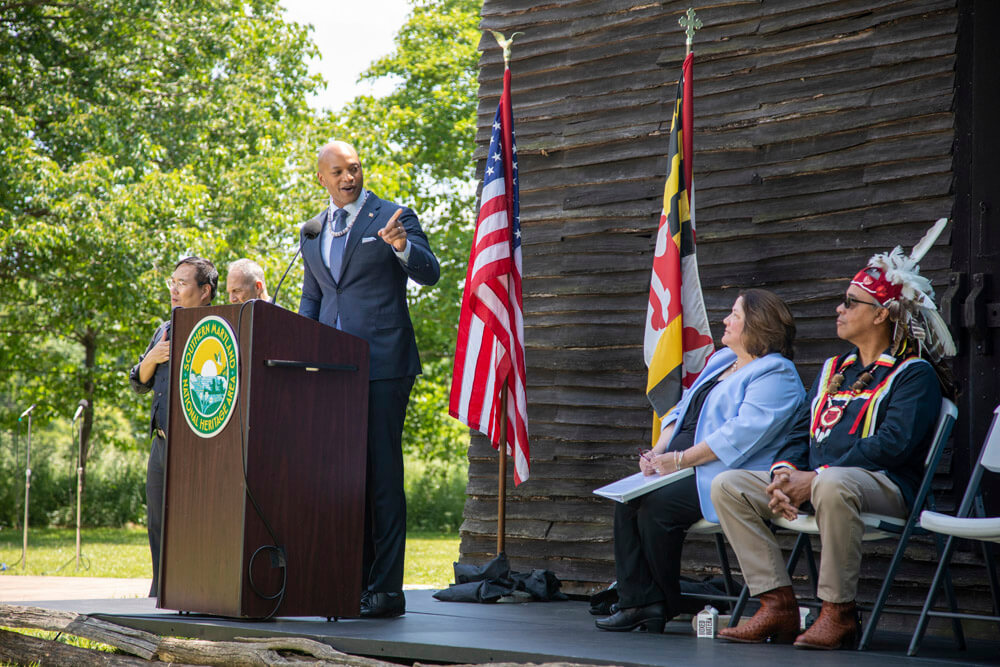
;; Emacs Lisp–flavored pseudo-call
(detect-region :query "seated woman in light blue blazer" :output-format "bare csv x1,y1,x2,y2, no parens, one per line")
596,289,805,633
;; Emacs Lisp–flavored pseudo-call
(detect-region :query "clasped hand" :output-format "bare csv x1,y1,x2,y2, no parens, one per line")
766,469,816,520
640,452,681,476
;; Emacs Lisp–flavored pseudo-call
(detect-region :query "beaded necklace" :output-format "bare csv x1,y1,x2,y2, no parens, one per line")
814,356,880,441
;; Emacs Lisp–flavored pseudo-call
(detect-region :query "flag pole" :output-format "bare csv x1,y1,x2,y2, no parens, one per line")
489,29,520,557
496,380,509,555
680,8,702,57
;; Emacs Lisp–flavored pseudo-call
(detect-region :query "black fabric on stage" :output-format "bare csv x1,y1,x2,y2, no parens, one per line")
434,553,567,603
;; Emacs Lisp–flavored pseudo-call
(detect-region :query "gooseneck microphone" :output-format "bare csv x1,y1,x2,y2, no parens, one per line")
271,217,323,308
72,399,89,423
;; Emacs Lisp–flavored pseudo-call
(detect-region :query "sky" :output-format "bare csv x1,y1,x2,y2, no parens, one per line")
279,0,414,112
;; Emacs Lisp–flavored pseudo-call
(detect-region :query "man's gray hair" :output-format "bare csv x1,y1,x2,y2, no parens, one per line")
228,258,266,287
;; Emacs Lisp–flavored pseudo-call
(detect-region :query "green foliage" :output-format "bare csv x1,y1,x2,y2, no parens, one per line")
0,422,146,528
404,458,467,533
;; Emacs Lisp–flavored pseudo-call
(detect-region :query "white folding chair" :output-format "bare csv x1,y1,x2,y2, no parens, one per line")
769,397,960,649
908,403,1000,656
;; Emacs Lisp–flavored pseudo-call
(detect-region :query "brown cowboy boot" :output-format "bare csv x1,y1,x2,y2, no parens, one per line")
793,600,860,650
717,585,799,643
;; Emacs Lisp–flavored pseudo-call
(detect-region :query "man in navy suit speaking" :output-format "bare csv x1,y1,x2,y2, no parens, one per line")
299,141,440,618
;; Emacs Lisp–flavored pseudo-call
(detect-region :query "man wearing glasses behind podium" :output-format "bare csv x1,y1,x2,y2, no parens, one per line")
129,256,217,596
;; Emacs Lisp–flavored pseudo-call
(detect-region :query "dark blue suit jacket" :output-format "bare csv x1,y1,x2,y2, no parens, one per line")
298,191,440,381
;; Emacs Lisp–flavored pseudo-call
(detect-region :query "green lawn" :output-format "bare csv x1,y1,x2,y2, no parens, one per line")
0,527,460,588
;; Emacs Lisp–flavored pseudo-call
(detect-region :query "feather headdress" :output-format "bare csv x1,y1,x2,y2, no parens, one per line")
851,218,957,361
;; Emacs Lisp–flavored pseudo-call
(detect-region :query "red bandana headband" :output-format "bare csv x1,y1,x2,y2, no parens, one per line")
851,266,902,306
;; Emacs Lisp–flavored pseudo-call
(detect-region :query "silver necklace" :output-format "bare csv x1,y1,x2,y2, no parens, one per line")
328,206,355,238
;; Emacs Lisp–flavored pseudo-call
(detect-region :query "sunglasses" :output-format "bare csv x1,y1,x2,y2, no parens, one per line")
843,294,882,309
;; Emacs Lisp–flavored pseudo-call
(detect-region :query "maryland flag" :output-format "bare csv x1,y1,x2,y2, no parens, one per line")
644,52,714,438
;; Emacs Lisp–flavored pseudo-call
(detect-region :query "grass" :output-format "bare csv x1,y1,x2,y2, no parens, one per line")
405,530,461,588
0,526,150,578
0,526,461,588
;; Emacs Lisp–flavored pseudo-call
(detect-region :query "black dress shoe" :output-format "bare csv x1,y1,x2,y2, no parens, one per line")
594,601,667,633
360,591,406,618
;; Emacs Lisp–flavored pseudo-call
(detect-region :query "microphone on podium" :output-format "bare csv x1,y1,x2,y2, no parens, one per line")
72,399,89,424
271,218,323,308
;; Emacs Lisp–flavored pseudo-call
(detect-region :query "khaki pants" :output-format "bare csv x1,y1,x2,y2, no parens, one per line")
710,467,906,602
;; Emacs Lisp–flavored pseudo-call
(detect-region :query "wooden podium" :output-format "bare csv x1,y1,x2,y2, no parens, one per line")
157,301,369,618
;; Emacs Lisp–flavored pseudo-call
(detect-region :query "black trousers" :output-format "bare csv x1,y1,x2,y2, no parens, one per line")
145,435,166,597
362,376,415,593
612,472,702,611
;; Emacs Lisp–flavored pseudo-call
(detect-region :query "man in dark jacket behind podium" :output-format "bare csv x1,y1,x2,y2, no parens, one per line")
298,141,440,618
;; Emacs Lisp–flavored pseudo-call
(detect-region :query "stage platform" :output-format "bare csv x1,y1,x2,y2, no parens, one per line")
10,590,998,666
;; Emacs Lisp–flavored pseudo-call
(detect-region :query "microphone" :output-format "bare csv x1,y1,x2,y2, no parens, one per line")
72,399,89,424
271,217,323,307
18,404,36,421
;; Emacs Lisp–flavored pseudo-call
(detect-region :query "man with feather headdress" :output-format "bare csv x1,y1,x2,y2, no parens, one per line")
710,219,957,650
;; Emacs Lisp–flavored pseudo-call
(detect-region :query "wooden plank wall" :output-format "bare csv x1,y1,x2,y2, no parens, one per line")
462,0,966,627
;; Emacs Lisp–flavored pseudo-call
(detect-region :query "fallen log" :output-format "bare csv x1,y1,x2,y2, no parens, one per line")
0,604,397,666
0,628,154,666
157,636,395,666
0,604,159,660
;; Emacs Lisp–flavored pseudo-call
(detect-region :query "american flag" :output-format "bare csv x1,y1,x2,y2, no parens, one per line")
449,67,530,485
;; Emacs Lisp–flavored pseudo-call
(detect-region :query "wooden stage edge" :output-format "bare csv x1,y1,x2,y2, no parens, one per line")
11,591,999,666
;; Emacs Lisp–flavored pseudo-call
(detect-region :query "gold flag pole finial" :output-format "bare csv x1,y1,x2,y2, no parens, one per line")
679,8,702,56
490,30,523,68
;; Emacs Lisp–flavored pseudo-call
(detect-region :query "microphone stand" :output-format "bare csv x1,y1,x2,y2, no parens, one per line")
75,414,84,569
21,410,32,571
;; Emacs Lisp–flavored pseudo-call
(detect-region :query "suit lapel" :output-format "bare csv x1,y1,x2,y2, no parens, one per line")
340,192,383,278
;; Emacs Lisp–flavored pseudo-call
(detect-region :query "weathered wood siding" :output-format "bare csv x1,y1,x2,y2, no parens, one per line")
462,0,970,627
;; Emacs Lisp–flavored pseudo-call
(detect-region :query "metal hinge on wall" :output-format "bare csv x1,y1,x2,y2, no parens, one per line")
943,272,1000,356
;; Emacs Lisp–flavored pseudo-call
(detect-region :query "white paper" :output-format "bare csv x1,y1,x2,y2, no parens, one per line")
593,466,695,503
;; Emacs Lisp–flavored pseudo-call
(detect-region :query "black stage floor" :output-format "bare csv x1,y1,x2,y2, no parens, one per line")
12,591,999,666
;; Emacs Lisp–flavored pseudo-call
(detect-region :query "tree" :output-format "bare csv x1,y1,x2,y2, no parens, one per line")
0,0,322,488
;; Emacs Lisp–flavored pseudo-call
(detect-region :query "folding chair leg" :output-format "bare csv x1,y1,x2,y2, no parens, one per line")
860,522,919,650
803,539,818,598
935,532,967,650
908,535,959,657
714,533,737,598
983,542,1000,629
728,584,750,626
786,532,808,576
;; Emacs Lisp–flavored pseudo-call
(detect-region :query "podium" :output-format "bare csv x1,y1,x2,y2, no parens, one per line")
157,301,369,618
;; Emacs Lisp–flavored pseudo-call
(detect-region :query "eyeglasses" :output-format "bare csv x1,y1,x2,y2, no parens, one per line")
843,294,882,309
166,278,206,291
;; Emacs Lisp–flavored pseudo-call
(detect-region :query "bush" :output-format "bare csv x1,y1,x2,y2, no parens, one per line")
404,458,467,533
0,437,146,529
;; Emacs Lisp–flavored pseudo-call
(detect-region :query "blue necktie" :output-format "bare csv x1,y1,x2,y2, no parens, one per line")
328,208,348,281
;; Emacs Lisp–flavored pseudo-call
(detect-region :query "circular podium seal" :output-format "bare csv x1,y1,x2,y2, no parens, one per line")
179,315,239,438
